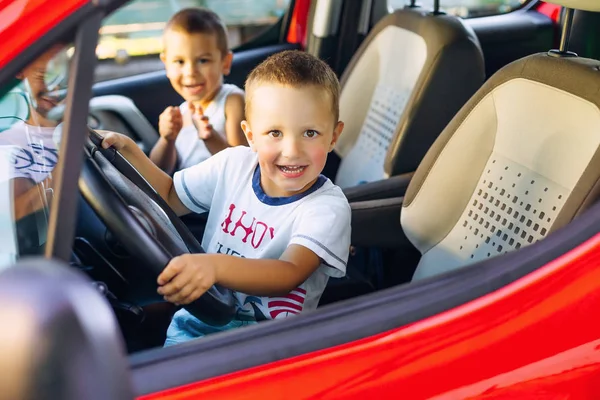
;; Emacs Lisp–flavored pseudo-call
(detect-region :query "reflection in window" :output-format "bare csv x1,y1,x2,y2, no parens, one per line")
0,44,71,267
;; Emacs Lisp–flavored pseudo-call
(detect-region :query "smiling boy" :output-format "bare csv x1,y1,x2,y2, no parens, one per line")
101,50,351,345
149,8,247,174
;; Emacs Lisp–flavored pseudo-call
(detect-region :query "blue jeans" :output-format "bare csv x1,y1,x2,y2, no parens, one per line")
164,309,257,347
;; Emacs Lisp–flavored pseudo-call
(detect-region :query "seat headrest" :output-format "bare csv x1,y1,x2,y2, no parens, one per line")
547,0,600,11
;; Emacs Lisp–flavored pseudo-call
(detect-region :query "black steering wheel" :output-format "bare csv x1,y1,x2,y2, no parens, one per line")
78,128,235,326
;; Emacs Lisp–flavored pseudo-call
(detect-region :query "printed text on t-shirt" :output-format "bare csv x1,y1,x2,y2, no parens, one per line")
220,203,275,249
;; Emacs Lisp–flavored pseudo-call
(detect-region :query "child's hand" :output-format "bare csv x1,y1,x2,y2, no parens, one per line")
189,103,215,140
157,254,218,305
158,106,183,141
99,130,132,151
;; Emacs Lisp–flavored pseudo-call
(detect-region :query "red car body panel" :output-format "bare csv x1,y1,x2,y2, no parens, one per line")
286,0,311,48
6,0,600,398
141,233,600,399
0,0,86,70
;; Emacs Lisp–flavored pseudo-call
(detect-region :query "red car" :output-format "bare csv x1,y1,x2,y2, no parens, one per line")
1,0,600,398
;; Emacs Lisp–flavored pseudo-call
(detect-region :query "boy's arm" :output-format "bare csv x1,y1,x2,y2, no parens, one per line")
224,93,247,147
158,198,351,305
100,131,190,216
194,94,247,155
157,245,321,304
149,137,178,175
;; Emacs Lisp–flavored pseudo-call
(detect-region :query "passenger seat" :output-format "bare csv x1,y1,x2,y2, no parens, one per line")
334,5,485,189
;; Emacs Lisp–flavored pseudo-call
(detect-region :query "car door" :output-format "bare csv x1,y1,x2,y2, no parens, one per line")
4,0,600,399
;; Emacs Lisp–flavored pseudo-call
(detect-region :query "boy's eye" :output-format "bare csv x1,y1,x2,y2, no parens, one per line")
198,58,211,64
268,130,282,138
173,60,184,65
304,130,319,138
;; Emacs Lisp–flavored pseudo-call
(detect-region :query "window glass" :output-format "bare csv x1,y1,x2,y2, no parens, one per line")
96,0,291,81
387,0,527,18
0,44,72,268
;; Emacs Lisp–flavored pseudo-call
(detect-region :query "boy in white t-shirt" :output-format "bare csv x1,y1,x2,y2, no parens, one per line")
149,8,247,174
101,50,351,345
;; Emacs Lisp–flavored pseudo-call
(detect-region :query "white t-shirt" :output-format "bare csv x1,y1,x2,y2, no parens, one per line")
173,146,351,321
0,121,59,184
174,83,244,169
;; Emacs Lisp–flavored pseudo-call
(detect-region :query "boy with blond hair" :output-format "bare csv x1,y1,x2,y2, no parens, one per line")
101,50,351,345
150,8,247,174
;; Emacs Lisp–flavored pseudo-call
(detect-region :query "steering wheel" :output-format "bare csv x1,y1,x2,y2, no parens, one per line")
78,128,235,326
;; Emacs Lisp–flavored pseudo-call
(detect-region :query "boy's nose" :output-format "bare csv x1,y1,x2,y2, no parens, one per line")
281,136,301,158
183,63,197,77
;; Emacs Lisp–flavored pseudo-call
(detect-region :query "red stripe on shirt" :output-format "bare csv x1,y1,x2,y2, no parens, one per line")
268,301,303,312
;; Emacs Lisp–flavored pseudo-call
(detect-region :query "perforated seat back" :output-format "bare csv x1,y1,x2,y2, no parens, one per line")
401,53,600,280
334,8,484,189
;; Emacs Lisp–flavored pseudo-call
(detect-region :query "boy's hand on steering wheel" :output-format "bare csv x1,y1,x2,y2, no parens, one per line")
99,130,133,151
157,254,217,305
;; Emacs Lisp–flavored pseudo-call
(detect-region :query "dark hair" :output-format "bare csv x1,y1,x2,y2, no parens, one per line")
245,50,340,121
165,8,229,56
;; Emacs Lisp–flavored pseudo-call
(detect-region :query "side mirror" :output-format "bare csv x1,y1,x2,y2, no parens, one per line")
0,258,133,400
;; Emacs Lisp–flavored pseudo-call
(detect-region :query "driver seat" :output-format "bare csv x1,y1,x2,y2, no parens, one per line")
352,0,600,282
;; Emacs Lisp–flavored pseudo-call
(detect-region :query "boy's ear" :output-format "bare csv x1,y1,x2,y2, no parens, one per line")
159,52,166,65
16,65,29,80
222,51,233,76
241,120,256,151
329,121,344,152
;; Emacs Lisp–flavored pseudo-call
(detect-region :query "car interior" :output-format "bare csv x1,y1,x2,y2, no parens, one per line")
3,0,600,396
71,0,600,347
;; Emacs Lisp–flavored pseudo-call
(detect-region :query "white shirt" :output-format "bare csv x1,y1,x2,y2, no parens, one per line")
174,83,244,169
0,121,59,184
173,146,351,321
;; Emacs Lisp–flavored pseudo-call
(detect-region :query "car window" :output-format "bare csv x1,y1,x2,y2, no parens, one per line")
0,44,72,269
96,0,291,82
387,0,527,18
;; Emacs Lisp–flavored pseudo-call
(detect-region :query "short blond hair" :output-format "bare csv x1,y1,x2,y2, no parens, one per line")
165,8,229,56
244,50,340,122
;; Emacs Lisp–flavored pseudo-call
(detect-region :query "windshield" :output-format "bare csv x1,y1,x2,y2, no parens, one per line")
0,44,71,269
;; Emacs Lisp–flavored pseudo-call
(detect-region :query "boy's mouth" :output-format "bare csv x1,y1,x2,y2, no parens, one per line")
38,96,58,109
277,165,307,177
183,84,205,95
